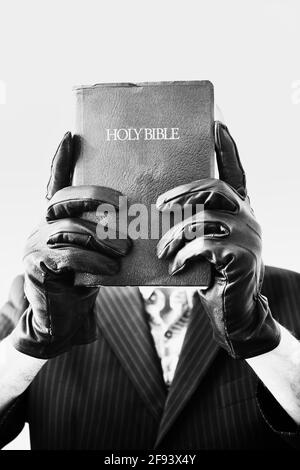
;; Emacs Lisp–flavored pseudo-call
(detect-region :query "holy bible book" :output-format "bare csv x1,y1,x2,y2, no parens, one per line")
72,81,214,286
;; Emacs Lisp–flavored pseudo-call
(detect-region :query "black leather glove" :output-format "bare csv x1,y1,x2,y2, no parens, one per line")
156,122,281,359
10,133,132,359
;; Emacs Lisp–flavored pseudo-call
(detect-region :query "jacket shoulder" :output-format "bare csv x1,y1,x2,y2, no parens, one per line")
0,274,28,340
263,266,300,333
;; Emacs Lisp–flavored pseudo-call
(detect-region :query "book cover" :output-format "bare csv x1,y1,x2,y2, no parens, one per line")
72,81,214,286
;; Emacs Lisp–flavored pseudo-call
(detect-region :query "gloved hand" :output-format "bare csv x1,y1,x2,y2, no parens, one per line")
10,133,132,359
156,122,281,359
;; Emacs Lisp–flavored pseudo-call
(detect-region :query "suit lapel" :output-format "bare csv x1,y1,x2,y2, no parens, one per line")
96,286,219,443
155,294,219,447
96,286,167,421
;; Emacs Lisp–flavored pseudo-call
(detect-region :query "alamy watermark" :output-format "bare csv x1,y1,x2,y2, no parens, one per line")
94,197,205,241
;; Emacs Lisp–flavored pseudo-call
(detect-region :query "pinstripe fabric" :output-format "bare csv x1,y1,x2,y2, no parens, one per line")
155,298,219,447
0,266,300,449
96,286,167,421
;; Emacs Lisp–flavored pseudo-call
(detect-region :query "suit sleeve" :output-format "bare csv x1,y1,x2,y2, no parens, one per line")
0,274,28,449
258,267,300,449
257,380,300,449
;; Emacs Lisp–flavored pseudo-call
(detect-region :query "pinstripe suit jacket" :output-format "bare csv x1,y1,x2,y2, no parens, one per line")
1,266,300,450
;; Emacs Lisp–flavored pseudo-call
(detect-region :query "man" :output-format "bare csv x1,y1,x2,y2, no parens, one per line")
0,122,300,450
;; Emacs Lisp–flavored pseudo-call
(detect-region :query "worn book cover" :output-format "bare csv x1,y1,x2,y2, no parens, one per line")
72,81,214,286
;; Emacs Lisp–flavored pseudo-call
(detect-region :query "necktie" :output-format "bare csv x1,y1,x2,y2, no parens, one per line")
145,288,191,387
145,288,191,327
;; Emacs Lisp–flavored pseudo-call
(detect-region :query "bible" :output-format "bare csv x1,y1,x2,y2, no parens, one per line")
72,80,214,286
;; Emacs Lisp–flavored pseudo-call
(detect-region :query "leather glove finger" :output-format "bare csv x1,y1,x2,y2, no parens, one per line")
23,218,132,284
156,178,241,213
46,185,123,221
46,218,131,258
168,236,257,278
25,241,121,281
157,211,230,260
46,132,75,200
44,184,133,286
214,121,247,198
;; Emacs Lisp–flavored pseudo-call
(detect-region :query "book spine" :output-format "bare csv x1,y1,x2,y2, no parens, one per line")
73,89,85,185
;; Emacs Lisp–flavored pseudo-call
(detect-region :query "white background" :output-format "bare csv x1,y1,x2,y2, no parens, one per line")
1,0,300,450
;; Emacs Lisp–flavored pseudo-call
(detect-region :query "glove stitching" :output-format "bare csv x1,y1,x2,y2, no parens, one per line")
245,222,262,240
44,272,53,339
221,267,236,357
